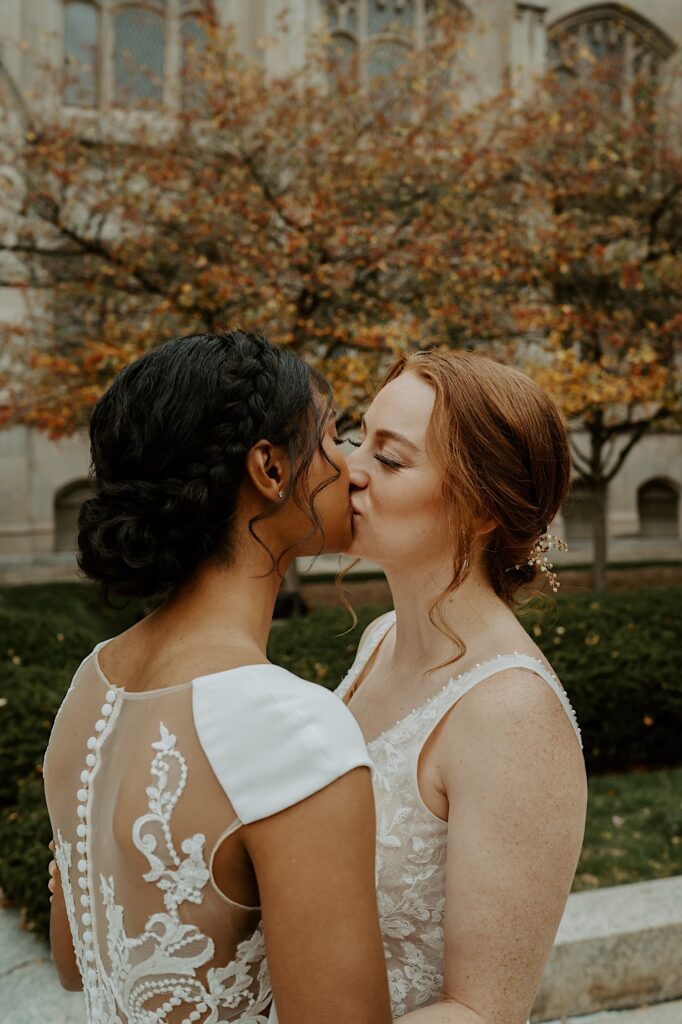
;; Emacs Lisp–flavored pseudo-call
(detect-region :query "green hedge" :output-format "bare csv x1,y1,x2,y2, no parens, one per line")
519,589,681,770
272,589,682,772
0,583,680,937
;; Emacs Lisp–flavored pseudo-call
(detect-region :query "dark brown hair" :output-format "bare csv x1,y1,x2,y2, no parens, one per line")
78,331,337,600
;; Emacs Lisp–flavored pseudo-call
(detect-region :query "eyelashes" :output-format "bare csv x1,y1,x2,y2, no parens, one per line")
373,453,402,470
338,437,403,470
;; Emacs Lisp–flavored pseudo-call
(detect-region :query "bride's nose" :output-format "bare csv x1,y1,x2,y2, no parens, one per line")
347,447,368,489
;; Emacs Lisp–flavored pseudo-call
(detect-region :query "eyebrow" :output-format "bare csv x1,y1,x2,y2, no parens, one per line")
360,416,420,453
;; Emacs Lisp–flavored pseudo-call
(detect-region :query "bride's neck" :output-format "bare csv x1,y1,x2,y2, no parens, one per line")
383,556,509,674
152,543,287,657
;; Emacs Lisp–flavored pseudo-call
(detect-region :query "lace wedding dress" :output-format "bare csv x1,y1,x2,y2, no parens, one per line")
44,641,370,1024
335,611,583,1018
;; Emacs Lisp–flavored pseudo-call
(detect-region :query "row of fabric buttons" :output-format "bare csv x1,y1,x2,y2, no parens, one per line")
75,685,118,984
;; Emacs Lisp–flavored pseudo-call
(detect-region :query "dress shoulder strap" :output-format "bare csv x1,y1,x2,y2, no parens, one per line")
336,611,396,700
420,653,582,749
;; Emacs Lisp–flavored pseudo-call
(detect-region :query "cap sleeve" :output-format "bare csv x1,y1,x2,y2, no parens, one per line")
192,665,371,824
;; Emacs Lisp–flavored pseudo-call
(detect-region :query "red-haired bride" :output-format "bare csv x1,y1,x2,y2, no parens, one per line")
337,350,586,1024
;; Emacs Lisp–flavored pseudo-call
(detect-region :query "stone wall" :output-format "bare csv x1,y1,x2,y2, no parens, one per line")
0,0,679,572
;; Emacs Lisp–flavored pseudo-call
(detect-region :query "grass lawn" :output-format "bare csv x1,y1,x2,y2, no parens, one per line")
575,766,682,891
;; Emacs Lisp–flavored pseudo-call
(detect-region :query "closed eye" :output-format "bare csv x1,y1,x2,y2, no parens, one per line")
340,436,402,469
374,452,402,470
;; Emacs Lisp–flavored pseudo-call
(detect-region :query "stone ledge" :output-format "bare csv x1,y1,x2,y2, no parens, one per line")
532,876,682,1021
546,1000,682,1024
0,903,86,1024
2,877,682,1023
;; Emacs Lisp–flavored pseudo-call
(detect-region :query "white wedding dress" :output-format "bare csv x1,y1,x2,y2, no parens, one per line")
43,640,370,1024
334,611,583,1018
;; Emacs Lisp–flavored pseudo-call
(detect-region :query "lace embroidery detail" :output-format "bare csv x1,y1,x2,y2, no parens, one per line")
54,712,271,1023
337,612,582,1017
53,834,85,972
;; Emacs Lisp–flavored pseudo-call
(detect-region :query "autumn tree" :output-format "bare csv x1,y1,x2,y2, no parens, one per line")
492,50,682,591
0,5,678,595
0,3,517,437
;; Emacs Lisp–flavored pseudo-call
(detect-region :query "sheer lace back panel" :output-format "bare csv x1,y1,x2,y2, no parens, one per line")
44,650,269,1024
335,612,583,1018
44,646,370,1024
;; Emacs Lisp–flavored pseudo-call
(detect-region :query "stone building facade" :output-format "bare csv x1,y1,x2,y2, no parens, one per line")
0,1,680,577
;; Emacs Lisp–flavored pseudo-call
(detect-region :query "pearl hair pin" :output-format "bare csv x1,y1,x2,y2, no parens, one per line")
515,532,568,593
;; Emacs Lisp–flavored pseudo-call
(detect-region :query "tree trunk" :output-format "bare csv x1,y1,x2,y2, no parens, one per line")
592,477,608,593
589,420,608,593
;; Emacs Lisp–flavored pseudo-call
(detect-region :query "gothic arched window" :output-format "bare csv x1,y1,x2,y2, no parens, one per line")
181,8,209,111
113,3,167,106
547,5,675,103
64,1,100,108
62,0,211,111
638,478,679,538
327,1,455,83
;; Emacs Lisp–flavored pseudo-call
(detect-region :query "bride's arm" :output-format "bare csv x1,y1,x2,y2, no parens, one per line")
243,765,392,1024
399,668,587,1024
48,843,83,991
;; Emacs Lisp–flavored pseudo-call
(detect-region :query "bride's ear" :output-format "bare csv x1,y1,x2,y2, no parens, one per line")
245,440,289,503
474,515,497,537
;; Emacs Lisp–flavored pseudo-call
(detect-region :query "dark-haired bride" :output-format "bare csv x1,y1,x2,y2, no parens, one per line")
43,332,391,1024
333,350,586,1024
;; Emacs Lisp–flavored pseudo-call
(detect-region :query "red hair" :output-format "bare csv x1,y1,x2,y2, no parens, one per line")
384,349,571,663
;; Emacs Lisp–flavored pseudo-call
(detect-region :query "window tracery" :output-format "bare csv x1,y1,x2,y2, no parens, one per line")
113,4,167,105
64,1,100,107
326,1,444,81
62,0,209,110
547,5,675,90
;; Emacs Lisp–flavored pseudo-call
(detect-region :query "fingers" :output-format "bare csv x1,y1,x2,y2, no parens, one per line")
48,839,57,902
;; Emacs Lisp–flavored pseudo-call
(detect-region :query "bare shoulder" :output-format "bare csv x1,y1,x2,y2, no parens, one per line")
437,666,586,805
458,664,579,742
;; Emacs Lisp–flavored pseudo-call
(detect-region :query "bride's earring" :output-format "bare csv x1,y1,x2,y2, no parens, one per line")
278,490,284,500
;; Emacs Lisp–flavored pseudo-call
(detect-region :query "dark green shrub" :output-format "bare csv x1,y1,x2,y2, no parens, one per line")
520,588,681,771
270,588,682,773
0,610,101,673
0,664,71,807
0,583,679,938
0,582,143,632
0,776,53,936
267,605,386,688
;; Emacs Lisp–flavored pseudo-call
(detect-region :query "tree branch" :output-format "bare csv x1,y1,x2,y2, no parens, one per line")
238,150,306,235
647,182,681,259
603,408,669,483
570,446,592,477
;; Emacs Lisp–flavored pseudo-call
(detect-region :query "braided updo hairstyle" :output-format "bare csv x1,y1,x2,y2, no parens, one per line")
78,331,335,600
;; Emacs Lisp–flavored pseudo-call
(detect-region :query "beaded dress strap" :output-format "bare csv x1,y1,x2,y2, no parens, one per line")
417,652,583,749
336,611,396,700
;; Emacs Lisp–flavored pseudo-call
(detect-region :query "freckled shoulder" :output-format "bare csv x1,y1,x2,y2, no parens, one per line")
437,665,585,777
